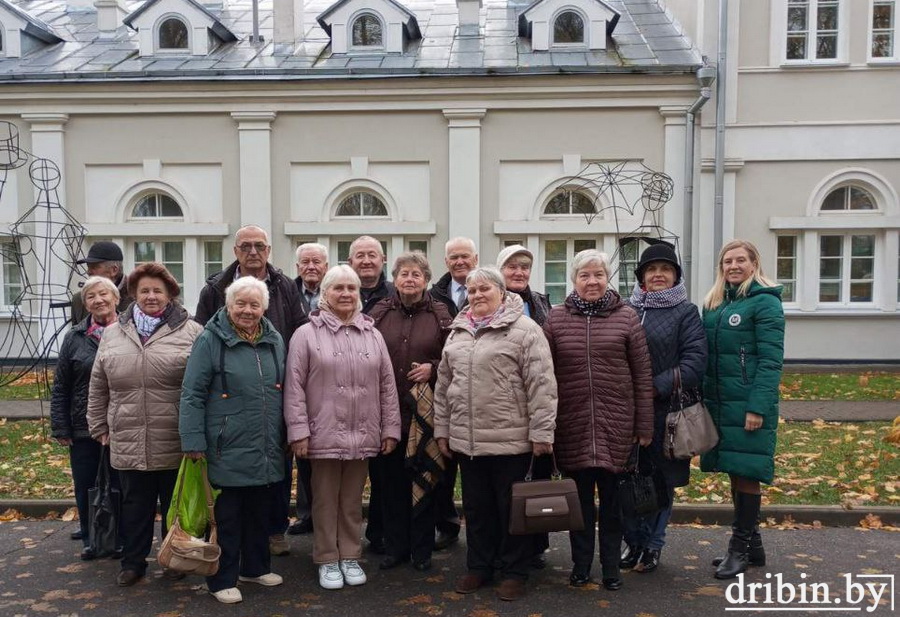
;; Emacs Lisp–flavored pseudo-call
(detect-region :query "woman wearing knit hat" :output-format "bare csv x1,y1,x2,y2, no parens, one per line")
496,245,551,326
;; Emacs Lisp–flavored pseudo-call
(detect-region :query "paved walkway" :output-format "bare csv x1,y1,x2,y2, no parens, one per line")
0,520,897,617
1,399,896,422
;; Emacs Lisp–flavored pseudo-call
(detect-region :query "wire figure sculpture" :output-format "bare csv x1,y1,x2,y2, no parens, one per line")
555,161,677,291
0,120,87,389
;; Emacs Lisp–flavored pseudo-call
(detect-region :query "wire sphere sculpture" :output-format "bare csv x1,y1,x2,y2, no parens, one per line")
0,121,87,388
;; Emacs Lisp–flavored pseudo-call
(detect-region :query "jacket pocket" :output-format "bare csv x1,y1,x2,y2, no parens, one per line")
206,395,245,458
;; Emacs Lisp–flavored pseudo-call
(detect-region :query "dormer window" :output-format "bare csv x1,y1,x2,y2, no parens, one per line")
351,13,383,48
158,16,189,50
553,10,585,45
0,2,63,59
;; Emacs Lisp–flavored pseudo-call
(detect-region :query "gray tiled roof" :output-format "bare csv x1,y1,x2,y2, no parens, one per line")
0,0,702,82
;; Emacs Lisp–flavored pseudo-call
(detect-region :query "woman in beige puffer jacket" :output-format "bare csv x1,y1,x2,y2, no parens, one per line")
87,263,202,588
434,267,557,602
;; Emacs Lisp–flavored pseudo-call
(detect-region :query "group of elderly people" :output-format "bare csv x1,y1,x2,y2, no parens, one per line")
50,229,784,605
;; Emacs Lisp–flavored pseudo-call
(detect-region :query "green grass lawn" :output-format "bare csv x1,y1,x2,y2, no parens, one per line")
1,419,897,506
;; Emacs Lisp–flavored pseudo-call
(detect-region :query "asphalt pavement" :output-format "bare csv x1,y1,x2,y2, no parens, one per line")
0,520,897,617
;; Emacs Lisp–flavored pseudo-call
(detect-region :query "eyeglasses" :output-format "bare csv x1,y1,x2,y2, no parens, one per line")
237,242,269,254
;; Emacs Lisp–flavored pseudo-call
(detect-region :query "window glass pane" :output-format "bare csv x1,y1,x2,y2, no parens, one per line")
849,282,873,302
132,196,155,217
787,34,807,58
159,195,182,216
777,235,795,257
777,259,795,279
362,193,388,216
571,194,595,215
850,259,874,280
872,33,894,57
819,282,840,302
337,241,352,264
544,262,567,283
134,241,156,263
817,4,838,30
873,3,894,28
781,282,795,303
544,192,570,215
787,6,808,31
352,14,383,46
159,18,188,49
162,241,183,262
545,239,566,261
821,187,846,210
573,239,596,253
204,241,223,278
504,239,524,247
554,11,584,43
819,258,841,278
1,242,23,305
851,235,875,257
546,284,566,306
849,187,876,210
408,240,428,254
336,195,360,217
819,235,842,257
816,34,837,58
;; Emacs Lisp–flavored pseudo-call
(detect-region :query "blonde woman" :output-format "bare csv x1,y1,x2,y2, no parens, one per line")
701,239,784,580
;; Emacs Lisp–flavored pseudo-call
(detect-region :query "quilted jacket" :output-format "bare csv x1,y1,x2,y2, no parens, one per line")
543,291,654,474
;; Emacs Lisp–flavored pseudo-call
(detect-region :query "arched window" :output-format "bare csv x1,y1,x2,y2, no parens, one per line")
336,191,388,217
543,190,596,215
553,10,585,44
158,17,189,50
820,185,877,211
351,13,383,47
130,193,184,218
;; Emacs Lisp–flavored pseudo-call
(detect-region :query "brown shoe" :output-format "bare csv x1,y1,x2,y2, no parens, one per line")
116,569,143,587
162,568,186,581
269,534,290,556
455,573,488,594
496,578,526,601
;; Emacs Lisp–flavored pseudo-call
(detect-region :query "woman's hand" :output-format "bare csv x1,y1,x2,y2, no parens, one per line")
532,442,553,456
381,437,398,455
97,433,109,446
291,438,309,458
437,438,451,459
55,438,72,447
744,412,764,432
185,451,205,460
406,362,433,384
633,435,652,447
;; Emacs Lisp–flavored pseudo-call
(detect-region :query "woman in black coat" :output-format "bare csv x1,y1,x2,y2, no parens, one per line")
622,243,707,573
51,276,121,560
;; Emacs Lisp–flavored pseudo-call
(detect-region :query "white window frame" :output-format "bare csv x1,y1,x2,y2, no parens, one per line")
541,188,598,218
771,0,849,66
155,14,191,53
129,192,185,220
203,240,224,279
551,8,587,48
334,190,390,219
349,11,385,52
869,0,899,62
775,234,800,306
817,233,879,307
0,239,24,311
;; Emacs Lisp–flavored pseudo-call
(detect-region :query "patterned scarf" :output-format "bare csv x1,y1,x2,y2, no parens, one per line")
133,304,166,343
629,281,688,310
86,314,114,342
569,289,614,316
466,303,506,331
405,383,445,516
228,316,262,343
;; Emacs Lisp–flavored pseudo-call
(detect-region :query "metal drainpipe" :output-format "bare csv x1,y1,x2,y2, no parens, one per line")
713,0,729,259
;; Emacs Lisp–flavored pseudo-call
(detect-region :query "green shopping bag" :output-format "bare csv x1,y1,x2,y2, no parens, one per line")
167,457,220,537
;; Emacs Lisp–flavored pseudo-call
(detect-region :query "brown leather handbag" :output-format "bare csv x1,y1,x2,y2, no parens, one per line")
509,454,584,535
158,460,220,576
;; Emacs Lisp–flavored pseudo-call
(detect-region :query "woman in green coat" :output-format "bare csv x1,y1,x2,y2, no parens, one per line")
701,239,784,581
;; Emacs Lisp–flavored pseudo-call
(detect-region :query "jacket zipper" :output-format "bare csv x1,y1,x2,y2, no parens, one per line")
217,416,229,457
254,348,272,483
466,332,477,458
739,345,748,385
586,315,597,466
346,328,358,460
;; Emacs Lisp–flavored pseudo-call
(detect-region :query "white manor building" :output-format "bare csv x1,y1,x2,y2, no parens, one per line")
0,0,897,362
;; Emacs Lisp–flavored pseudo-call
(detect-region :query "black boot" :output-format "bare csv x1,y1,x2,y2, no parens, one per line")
712,526,765,567
714,492,760,580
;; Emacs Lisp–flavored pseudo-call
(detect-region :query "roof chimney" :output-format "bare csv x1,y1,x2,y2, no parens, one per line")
456,0,482,37
94,0,126,39
273,0,305,52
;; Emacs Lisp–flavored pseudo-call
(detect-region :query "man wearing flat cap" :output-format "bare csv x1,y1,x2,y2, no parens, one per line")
70,241,132,325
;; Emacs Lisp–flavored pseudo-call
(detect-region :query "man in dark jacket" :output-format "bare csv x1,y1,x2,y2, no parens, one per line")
71,241,131,324
348,235,394,553
287,242,328,536
427,237,479,551
194,225,308,557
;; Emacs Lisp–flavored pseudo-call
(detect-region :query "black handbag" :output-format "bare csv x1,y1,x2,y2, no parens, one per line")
88,446,121,558
617,445,670,519
509,453,584,535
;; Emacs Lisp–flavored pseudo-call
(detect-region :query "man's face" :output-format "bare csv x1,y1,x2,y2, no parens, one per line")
296,248,328,289
86,261,119,281
348,239,384,282
233,228,270,272
444,241,478,284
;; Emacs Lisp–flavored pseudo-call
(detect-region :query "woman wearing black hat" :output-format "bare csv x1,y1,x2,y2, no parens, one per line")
621,242,707,573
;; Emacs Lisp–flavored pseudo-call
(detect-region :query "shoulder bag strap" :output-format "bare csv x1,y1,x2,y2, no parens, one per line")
201,463,218,543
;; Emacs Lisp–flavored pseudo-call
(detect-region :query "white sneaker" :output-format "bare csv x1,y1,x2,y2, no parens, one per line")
339,559,367,586
239,572,283,586
211,587,243,604
319,562,344,590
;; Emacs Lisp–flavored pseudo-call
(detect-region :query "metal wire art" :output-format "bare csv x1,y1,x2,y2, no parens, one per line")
0,120,87,388
555,161,677,286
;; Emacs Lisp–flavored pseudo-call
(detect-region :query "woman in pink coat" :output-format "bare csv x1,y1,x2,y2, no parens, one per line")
284,265,401,591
